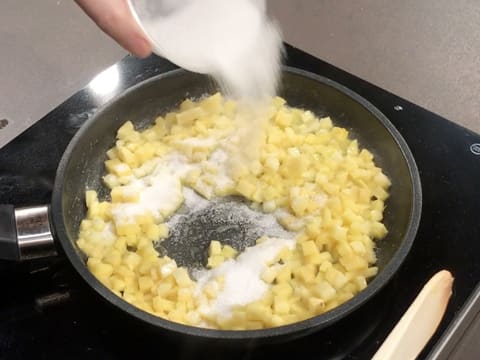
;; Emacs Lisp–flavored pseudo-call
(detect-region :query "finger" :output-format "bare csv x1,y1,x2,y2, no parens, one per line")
75,0,152,58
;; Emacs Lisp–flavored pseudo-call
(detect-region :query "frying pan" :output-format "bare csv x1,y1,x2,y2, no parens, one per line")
0,66,422,343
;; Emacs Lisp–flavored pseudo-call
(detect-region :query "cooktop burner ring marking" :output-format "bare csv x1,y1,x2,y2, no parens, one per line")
470,143,480,155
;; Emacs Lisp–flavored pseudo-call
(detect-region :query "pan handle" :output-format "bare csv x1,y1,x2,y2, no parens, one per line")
0,205,57,261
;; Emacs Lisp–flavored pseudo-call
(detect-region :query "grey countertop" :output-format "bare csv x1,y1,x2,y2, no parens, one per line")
0,0,125,147
0,1,479,358
270,0,480,136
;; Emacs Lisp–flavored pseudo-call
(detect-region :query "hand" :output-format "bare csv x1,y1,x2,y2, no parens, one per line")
75,0,153,58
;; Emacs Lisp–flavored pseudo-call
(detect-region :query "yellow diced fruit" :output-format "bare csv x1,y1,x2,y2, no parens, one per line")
313,281,337,302
307,297,325,313
122,292,137,304
218,311,246,330
264,156,280,172
111,186,139,203
158,223,169,238
290,197,309,217
200,92,223,114
185,311,201,325
145,223,167,241
110,186,123,203
223,99,237,116
359,149,374,162
350,240,366,255
337,241,353,256
87,258,113,281
365,267,378,278
103,249,122,267
85,190,98,208
305,219,322,238
369,209,383,222
261,267,277,284
156,282,173,297
283,157,307,178
272,282,293,297
275,109,293,128
273,296,290,315
137,245,158,262
117,176,133,186
278,214,305,232
105,159,131,177
115,223,140,240
191,150,209,163
319,261,333,274
207,255,224,269
277,247,293,262
117,121,134,139
135,213,153,226
262,200,276,213
203,281,219,299
235,178,256,199
115,264,135,281
318,117,333,129
176,107,206,126
246,321,263,330
117,146,138,168
301,252,319,265
106,148,118,160
125,142,139,152
138,276,154,293
86,202,101,219
354,276,368,291
76,98,394,328
123,252,142,271
159,261,177,278
372,199,385,213
301,240,320,257
177,288,193,303
272,96,287,108
325,268,348,289
103,174,119,189
152,296,175,313
182,168,201,187
215,183,236,197
370,221,388,239
141,128,158,142
209,240,222,256
173,268,192,287
221,245,237,259
113,237,127,251
332,225,348,242
296,264,317,284
275,265,292,283
134,143,156,164
153,116,171,135
374,172,391,188
110,276,126,292
179,98,196,111
340,253,368,272
270,315,285,327
373,187,389,201
245,302,267,320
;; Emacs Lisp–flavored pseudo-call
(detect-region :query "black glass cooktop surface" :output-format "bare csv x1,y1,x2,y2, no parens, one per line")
1,44,479,359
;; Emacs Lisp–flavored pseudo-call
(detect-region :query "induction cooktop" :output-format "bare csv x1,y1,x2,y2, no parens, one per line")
0,44,479,359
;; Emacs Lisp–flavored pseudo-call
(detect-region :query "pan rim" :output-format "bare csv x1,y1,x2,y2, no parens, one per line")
51,65,422,340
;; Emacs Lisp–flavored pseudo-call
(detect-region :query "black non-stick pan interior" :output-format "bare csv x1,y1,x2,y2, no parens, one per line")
52,67,421,341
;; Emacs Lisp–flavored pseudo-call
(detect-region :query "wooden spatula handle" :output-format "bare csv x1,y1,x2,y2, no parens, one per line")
372,270,454,360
